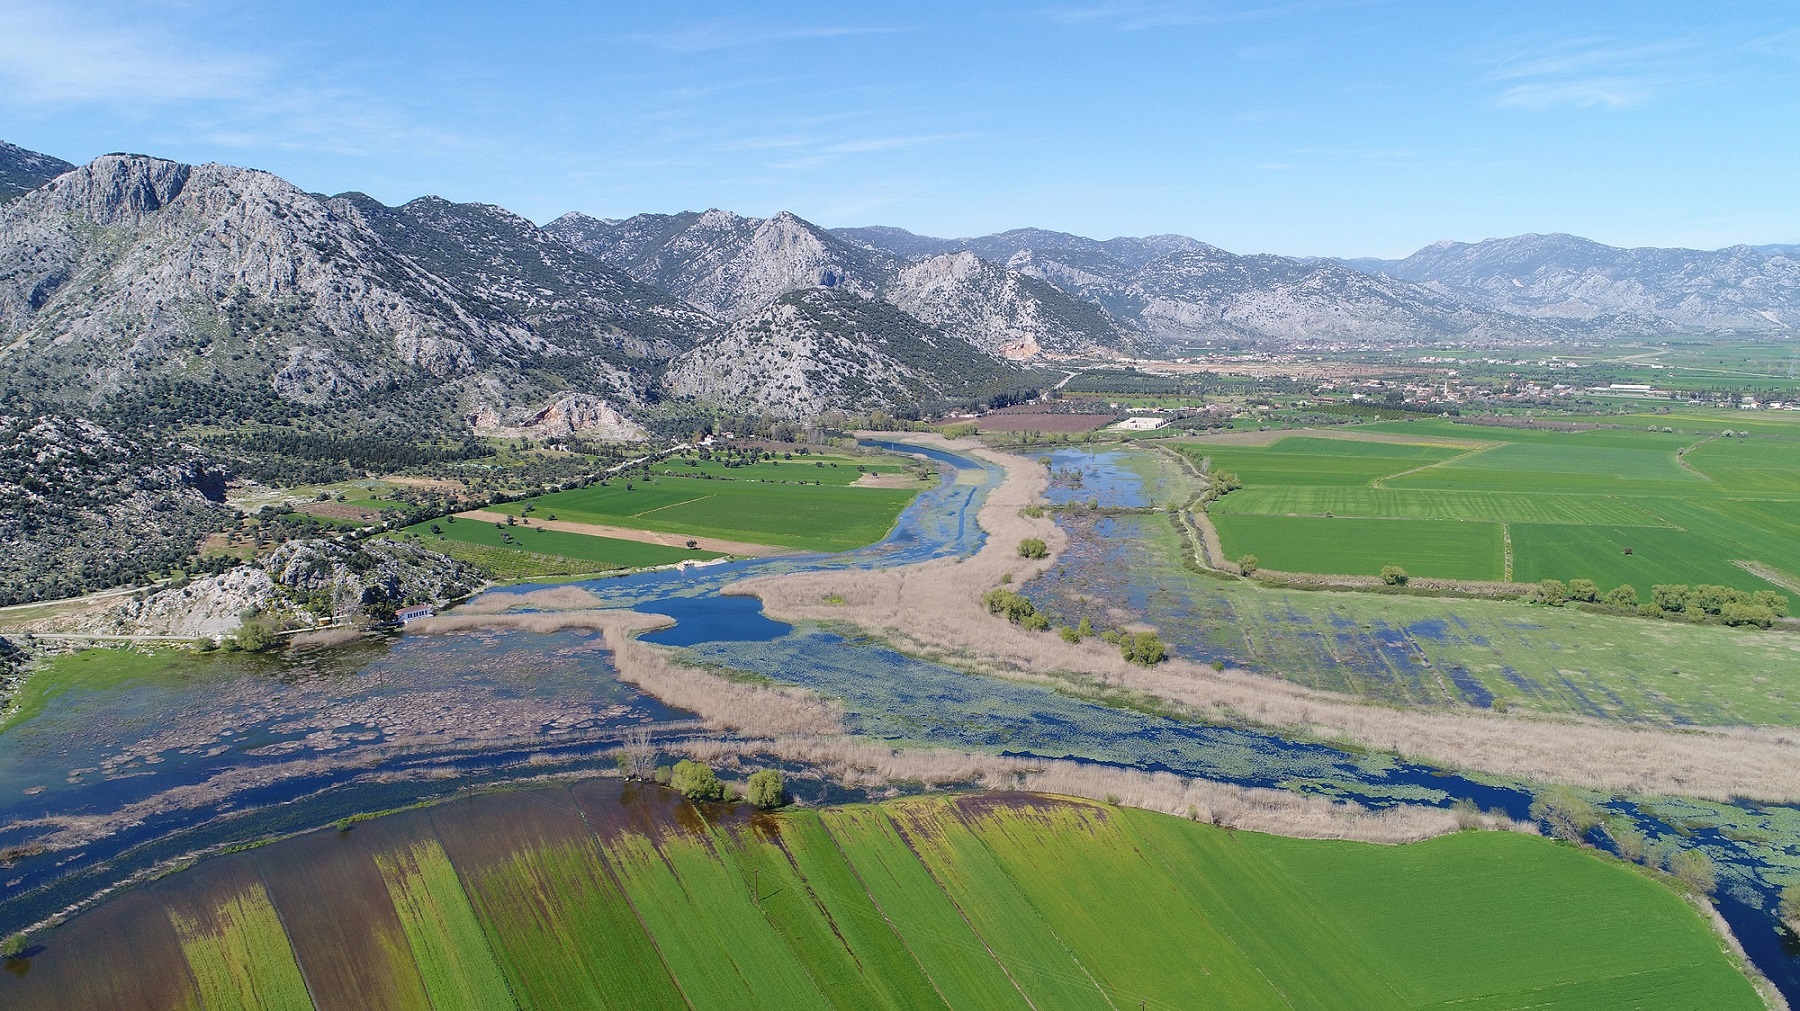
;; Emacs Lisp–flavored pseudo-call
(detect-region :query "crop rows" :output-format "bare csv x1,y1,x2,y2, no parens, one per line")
1,787,1764,1009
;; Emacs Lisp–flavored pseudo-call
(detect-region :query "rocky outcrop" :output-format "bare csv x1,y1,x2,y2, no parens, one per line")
0,140,73,204
92,538,484,638
467,393,647,441
885,252,1128,358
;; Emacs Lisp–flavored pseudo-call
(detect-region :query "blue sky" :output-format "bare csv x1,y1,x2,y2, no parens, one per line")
1,0,1795,256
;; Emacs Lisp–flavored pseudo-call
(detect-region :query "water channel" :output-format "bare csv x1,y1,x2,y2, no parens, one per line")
0,439,1794,998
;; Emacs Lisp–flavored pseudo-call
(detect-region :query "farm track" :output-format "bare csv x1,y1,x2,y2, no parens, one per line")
456,509,788,557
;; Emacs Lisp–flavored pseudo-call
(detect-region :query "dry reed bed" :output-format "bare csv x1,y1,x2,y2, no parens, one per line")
421,607,1493,843
732,435,1800,804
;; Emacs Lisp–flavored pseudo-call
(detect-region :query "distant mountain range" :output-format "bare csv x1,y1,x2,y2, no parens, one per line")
1,139,1795,438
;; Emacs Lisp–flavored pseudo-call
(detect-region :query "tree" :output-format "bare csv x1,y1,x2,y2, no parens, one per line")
1567,578,1599,603
1537,579,1569,605
1,931,24,958
1605,583,1639,608
1752,590,1790,617
983,588,1040,625
1121,630,1167,666
747,769,785,809
1017,537,1048,559
234,620,277,653
1652,584,1691,613
1379,565,1409,586
1076,616,1093,639
1237,553,1258,575
670,759,724,802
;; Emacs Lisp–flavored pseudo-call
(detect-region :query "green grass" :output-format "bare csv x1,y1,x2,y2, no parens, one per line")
1181,426,1800,602
3,788,1764,1010
374,840,518,1010
1212,514,1505,580
2,648,196,732
487,476,921,552
396,517,721,569
165,880,313,1011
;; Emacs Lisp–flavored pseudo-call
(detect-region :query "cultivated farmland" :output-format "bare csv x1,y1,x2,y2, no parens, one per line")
482,451,927,553
0,783,1764,1010
392,516,720,579
1184,416,1800,603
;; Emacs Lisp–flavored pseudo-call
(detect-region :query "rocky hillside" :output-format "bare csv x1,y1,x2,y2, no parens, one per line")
1368,233,1800,332
549,209,1134,358
665,288,1035,420
0,414,230,606
547,209,890,320
0,154,717,436
0,140,72,204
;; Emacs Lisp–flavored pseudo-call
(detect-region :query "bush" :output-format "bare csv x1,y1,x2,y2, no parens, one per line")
942,422,978,439
1,931,24,958
1605,583,1639,608
1780,884,1800,932
1121,630,1167,666
1237,553,1258,575
1379,565,1408,586
1665,848,1717,895
1537,579,1569,605
234,620,278,652
1017,537,1049,559
1606,821,1650,864
983,588,1041,625
670,760,723,802
1567,578,1599,603
1720,602,1776,628
1529,786,1601,843
1058,625,1081,643
747,769,785,809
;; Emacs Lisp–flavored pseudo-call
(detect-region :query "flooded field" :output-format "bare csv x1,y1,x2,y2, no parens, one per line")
2,783,1765,1011
2,438,1798,1001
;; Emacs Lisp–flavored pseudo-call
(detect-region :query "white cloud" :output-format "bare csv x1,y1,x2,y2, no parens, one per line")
0,2,260,104
1481,36,1698,111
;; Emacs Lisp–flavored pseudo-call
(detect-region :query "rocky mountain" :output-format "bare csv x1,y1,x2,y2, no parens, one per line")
547,209,890,320
0,413,230,606
0,140,72,204
665,288,1035,420
0,154,717,437
549,209,1134,358
1368,233,1800,332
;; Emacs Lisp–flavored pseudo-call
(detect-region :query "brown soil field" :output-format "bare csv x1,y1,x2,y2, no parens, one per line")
295,501,383,522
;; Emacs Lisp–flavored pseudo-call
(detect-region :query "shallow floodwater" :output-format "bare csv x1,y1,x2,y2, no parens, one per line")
2,439,1797,1000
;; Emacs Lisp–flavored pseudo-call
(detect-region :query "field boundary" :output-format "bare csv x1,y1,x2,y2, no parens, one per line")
456,509,787,557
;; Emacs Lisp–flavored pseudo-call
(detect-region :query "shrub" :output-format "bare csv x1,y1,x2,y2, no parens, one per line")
1607,821,1650,864
1379,565,1409,586
1121,630,1167,666
1059,625,1081,643
1537,579,1569,605
1100,629,1121,644
1022,612,1051,631
1567,578,1599,603
1076,616,1093,638
1237,553,1258,575
1753,589,1790,617
1651,584,1690,612
1605,583,1639,608
982,588,1040,624
1719,602,1776,628
1665,848,1717,895
747,769,785,809
1529,785,1601,843
1780,884,1800,932
942,422,978,439
1451,798,1481,831
670,760,724,802
234,620,278,652
1017,537,1049,559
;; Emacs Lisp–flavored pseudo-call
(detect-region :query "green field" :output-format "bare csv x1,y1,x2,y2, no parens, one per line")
394,515,721,578
1184,417,1800,600
485,460,925,552
1,784,1763,1010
